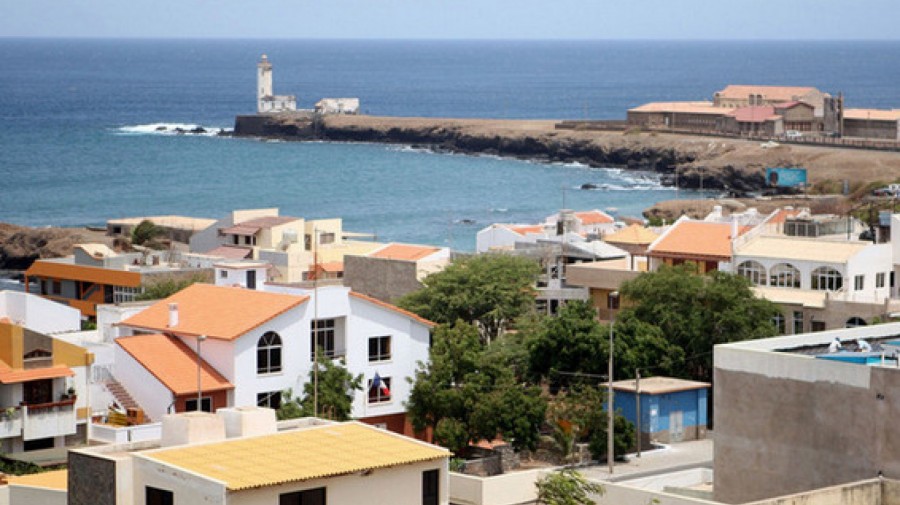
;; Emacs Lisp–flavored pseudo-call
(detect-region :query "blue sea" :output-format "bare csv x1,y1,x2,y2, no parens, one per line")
2,39,899,250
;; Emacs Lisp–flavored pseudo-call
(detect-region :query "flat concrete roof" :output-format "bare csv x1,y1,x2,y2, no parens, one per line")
613,376,710,395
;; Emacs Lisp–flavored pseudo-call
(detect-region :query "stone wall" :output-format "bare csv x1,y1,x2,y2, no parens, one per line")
68,451,117,505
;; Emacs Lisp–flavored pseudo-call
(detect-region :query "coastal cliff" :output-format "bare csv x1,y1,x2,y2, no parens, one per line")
235,114,900,194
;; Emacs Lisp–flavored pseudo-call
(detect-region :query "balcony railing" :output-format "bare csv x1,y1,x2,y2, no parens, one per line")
8,398,79,441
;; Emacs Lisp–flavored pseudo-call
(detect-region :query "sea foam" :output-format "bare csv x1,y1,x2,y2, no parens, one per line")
114,123,230,137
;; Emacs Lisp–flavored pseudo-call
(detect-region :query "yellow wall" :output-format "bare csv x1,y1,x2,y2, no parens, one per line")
53,339,93,368
0,322,24,368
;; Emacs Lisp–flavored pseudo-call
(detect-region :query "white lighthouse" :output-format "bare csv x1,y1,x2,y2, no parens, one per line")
256,54,297,114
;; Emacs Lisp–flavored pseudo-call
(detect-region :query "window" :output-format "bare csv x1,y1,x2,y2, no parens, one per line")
846,317,868,328
737,261,767,286
114,286,142,304
280,487,326,505
423,469,439,505
319,232,335,245
146,487,174,505
368,336,391,362
311,319,336,359
811,267,843,291
368,376,392,404
257,391,282,410
877,272,886,288
772,313,786,335
793,311,804,335
52,281,62,295
811,320,826,332
257,332,283,374
220,270,227,278
770,263,800,288
855,275,865,291
185,397,212,412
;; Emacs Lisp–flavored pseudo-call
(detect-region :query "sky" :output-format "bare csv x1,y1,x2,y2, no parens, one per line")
2,0,899,40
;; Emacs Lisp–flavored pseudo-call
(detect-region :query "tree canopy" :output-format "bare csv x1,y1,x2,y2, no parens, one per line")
398,254,540,343
131,219,166,249
406,321,546,453
135,272,211,301
278,353,362,421
618,264,780,381
535,468,604,505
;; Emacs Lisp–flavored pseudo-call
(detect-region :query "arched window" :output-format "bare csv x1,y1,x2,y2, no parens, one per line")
737,261,767,286
770,263,800,288
846,317,867,328
257,332,282,374
811,267,843,291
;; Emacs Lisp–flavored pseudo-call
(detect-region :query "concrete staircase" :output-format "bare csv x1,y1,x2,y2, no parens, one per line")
104,380,150,422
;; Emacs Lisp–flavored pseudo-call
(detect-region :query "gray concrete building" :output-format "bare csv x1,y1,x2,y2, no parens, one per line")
714,322,900,504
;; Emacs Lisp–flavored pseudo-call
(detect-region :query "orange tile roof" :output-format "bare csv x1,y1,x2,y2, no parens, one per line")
121,284,307,341
574,210,614,225
509,225,544,236
650,221,747,260
349,292,436,328
25,260,142,288
316,261,344,272
717,85,819,101
370,244,441,261
116,334,233,395
0,360,74,384
728,106,779,123
604,224,660,245
767,208,804,225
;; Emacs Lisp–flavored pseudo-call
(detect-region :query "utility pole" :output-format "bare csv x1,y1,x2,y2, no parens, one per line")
607,291,619,474
196,334,207,411
635,369,641,458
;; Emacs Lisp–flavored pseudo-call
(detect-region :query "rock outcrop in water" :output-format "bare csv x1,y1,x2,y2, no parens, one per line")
233,114,900,195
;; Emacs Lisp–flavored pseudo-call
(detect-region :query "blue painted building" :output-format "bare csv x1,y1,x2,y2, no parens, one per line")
611,376,710,444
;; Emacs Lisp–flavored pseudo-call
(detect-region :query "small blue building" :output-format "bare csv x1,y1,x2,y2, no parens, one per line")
611,376,710,444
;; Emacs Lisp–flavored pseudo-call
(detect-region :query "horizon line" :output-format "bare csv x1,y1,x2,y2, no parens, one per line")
2,35,900,43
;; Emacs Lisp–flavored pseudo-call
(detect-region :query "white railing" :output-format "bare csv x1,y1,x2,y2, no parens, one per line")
91,422,161,444
22,400,76,440
0,407,23,438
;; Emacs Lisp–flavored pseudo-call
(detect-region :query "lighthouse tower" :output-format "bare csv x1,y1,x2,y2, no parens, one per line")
257,54,273,109
256,54,296,114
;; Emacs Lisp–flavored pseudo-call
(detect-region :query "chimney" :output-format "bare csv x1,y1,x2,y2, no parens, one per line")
168,303,178,328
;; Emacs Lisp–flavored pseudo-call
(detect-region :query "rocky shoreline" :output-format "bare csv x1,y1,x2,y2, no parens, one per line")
234,114,900,195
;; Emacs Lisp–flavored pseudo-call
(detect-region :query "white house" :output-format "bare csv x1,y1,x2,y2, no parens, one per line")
115,280,433,434
476,209,617,253
315,98,360,115
0,290,81,335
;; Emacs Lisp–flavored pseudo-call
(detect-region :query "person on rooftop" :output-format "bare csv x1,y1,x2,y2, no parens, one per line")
857,339,872,352
828,337,842,353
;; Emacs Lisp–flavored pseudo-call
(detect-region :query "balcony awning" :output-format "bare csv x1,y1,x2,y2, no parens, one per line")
0,364,75,384
220,225,260,236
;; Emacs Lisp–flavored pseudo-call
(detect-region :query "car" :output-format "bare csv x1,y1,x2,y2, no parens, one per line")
785,130,803,139
873,184,900,197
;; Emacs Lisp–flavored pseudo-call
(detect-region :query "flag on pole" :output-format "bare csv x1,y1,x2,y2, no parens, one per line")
371,372,391,396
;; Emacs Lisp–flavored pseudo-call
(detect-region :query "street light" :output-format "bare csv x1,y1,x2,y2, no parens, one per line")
607,291,620,474
196,334,207,412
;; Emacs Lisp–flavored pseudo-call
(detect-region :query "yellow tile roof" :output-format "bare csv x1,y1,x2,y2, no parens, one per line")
604,224,659,245
121,284,307,341
7,469,67,491
143,422,449,491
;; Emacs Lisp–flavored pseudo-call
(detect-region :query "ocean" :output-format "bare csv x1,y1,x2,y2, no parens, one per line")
2,39,899,251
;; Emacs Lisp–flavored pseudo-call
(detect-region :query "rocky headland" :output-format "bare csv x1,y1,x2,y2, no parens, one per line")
235,114,900,195
0,223,113,271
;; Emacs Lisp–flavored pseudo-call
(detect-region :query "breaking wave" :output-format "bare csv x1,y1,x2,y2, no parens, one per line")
114,123,231,137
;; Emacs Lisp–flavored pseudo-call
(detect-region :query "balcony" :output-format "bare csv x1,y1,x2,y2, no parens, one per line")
19,398,77,440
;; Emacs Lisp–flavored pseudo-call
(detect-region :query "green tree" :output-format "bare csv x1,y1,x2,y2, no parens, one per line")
524,300,684,384
619,264,780,381
535,468,604,505
301,353,363,421
398,254,540,343
276,354,362,421
135,272,211,301
588,412,636,462
131,219,166,248
406,321,547,453
546,384,635,461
